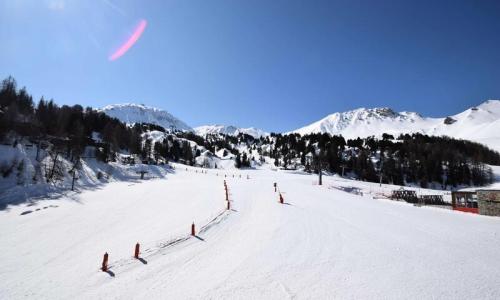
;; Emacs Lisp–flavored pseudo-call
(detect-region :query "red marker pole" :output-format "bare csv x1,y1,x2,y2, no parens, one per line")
134,243,140,259
102,252,109,272
191,223,196,236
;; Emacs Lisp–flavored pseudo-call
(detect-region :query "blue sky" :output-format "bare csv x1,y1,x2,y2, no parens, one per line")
1,0,499,132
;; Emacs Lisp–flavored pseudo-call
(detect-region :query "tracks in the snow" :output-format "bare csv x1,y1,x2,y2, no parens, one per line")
104,176,236,274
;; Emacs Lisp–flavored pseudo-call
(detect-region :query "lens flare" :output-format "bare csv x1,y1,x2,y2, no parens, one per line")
109,19,147,61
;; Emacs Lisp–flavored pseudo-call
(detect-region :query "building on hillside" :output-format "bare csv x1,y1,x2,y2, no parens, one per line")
452,190,500,217
451,191,478,214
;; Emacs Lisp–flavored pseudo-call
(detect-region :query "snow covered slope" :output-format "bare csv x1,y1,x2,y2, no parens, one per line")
195,125,268,138
0,143,172,207
2,167,500,299
293,100,500,151
101,103,192,131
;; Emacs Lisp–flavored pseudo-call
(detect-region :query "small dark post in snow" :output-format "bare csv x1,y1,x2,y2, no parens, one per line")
134,243,140,259
102,252,109,272
274,182,277,192
314,150,324,186
225,189,229,201
136,170,148,180
227,201,230,210
191,223,196,236
279,193,284,204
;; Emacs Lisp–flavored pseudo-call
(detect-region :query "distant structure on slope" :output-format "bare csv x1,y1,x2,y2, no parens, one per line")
452,190,500,217
101,103,192,132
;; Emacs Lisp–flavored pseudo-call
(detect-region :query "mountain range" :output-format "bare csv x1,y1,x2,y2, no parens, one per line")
101,100,500,151
194,125,268,138
292,100,500,151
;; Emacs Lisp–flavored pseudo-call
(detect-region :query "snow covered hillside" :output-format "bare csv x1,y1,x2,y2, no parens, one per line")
195,124,268,138
2,166,500,299
293,100,500,152
0,143,172,207
101,103,192,131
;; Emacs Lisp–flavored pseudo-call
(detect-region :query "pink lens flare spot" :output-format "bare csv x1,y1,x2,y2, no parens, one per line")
109,19,147,61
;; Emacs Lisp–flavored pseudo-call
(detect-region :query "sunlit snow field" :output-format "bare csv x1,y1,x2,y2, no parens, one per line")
1,165,500,299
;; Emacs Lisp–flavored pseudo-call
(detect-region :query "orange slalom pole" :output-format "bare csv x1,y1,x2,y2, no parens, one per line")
102,252,109,272
134,243,140,259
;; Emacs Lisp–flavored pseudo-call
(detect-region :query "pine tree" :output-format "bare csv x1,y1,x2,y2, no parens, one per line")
142,139,152,161
235,153,242,168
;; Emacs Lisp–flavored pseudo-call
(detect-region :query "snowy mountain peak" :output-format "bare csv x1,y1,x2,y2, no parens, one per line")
100,103,192,131
194,125,268,138
294,106,425,136
293,100,500,151
476,99,500,114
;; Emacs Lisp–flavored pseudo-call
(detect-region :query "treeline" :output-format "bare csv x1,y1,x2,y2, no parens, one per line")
2,75,498,187
261,132,499,188
145,132,253,167
0,76,146,162
0,76,245,168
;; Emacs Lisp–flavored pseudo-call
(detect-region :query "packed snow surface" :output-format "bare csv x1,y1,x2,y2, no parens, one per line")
101,103,192,131
195,124,269,138
2,167,500,299
293,100,500,152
